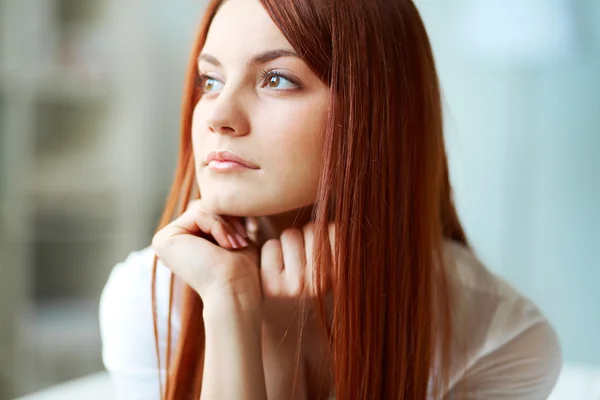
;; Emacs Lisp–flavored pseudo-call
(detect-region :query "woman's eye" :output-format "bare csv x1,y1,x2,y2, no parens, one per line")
262,72,298,90
198,72,299,93
200,76,223,93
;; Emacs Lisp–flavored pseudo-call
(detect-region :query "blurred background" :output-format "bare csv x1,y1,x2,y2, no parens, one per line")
0,0,598,399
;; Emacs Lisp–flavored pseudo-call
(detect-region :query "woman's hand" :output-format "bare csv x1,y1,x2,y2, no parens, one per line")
153,201,269,399
260,222,335,337
151,199,260,314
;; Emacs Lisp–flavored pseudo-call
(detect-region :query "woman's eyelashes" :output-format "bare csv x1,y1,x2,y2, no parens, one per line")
196,69,302,94
259,69,302,91
197,75,224,93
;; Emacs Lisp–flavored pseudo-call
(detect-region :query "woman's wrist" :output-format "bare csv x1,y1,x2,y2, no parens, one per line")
203,300,262,343
202,292,262,324
201,293,267,400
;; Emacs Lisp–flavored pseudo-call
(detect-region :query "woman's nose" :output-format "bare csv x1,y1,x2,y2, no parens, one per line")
206,93,250,137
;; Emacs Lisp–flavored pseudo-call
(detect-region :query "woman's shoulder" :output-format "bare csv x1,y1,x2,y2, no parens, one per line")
99,246,181,378
441,240,562,396
99,246,180,328
442,239,550,338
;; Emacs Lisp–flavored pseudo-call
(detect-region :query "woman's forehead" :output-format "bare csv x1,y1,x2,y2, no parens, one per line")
203,0,292,59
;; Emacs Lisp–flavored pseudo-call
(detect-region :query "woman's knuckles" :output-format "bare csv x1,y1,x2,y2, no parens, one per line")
279,228,304,247
261,238,284,271
186,199,204,212
151,230,178,256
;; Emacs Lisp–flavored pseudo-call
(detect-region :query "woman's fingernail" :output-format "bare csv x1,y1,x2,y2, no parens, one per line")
236,233,249,247
233,219,248,238
246,217,259,232
227,234,239,249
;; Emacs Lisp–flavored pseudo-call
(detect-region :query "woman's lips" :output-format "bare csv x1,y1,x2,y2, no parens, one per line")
205,150,259,171
207,160,252,171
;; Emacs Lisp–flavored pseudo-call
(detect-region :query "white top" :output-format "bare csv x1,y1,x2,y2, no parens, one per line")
99,240,562,399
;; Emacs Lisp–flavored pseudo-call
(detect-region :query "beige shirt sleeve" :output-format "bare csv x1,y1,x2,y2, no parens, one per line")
441,240,562,399
445,320,562,399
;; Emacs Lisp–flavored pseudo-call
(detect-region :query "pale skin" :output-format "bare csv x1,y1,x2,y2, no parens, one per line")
151,0,334,398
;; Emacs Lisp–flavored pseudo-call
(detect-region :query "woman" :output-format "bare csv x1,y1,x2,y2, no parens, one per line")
99,0,562,398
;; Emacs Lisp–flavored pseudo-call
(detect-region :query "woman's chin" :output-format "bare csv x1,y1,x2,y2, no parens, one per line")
199,193,304,218
199,194,262,217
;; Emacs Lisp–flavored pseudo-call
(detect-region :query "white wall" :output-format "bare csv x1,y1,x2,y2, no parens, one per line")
418,0,600,364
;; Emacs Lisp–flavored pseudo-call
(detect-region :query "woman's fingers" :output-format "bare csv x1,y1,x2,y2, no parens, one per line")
260,238,284,297
230,218,249,239
280,229,306,296
153,200,243,250
186,200,248,249
218,215,249,248
327,222,336,259
301,225,317,296
260,222,337,299
260,227,313,298
300,223,335,295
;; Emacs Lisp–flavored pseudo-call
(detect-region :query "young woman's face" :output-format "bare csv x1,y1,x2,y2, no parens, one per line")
192,0,330,217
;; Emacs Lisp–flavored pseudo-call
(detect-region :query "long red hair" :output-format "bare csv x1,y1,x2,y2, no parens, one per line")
151,0,468,398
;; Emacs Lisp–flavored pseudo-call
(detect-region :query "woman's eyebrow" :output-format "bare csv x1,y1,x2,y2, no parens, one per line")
198,49,299,68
